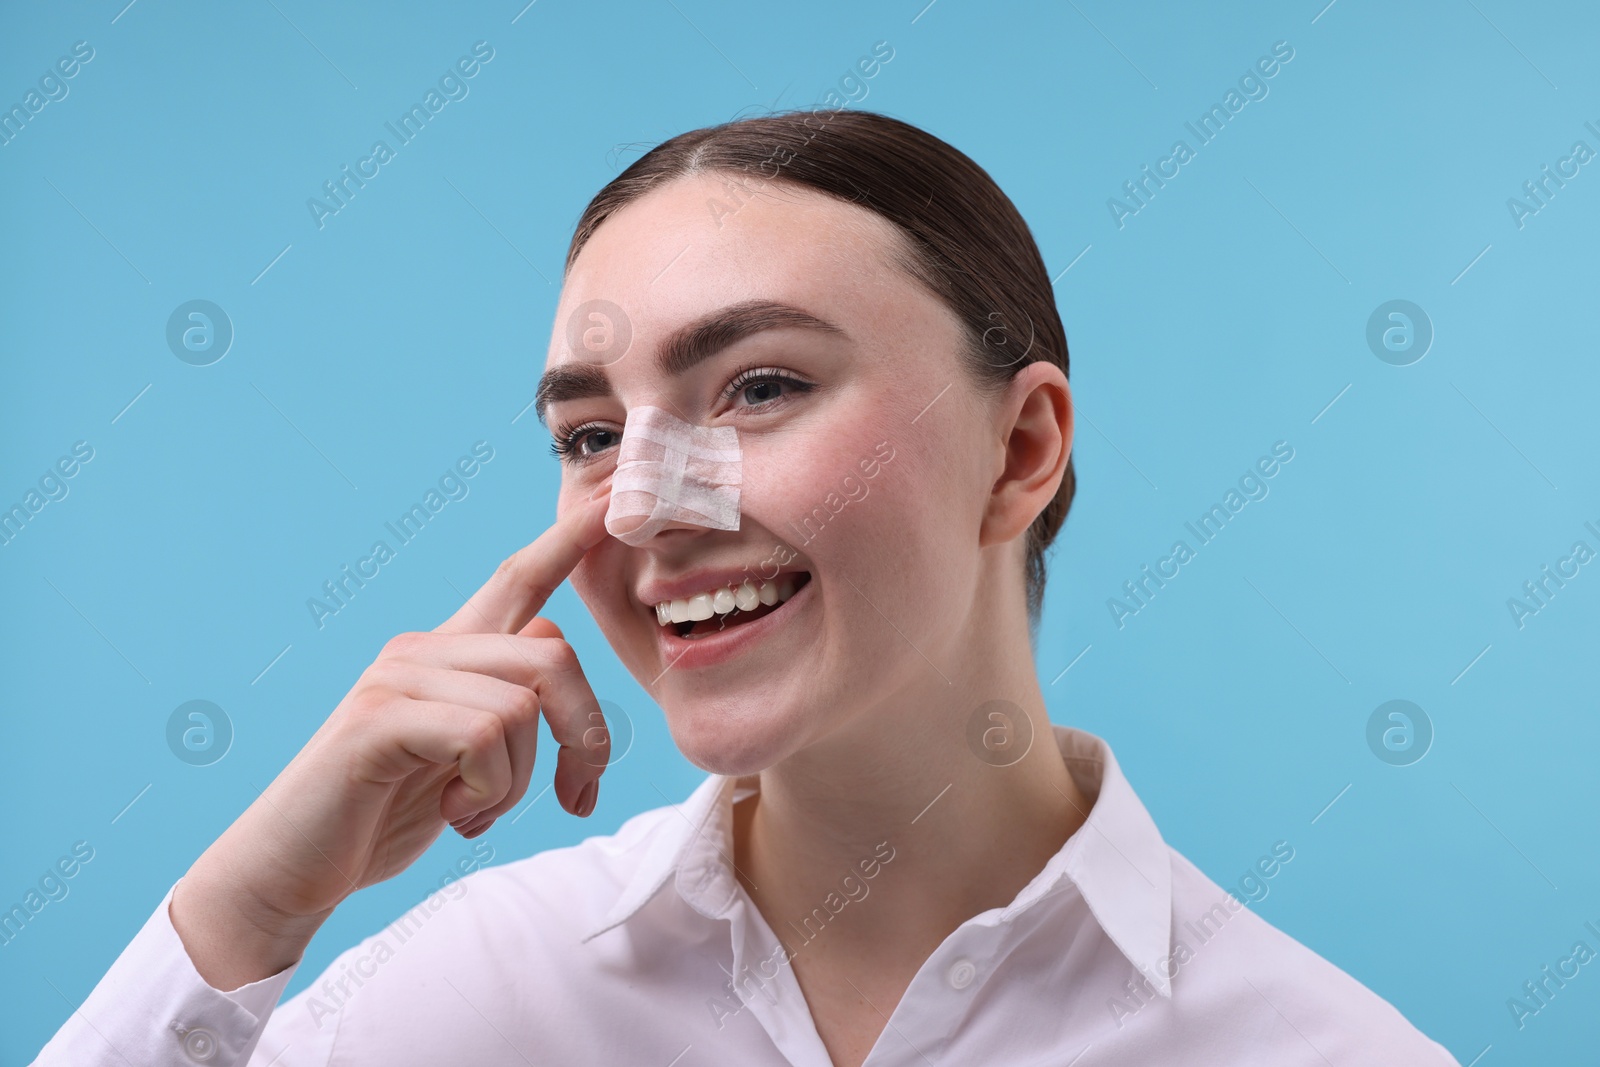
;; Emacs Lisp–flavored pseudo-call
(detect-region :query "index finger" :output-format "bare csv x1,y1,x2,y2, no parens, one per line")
436,490,610,635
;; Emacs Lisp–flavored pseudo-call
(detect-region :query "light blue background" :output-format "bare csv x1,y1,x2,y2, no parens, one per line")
3,0,1596,1062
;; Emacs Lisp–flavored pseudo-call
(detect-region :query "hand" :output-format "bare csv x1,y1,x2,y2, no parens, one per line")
171,493,612,990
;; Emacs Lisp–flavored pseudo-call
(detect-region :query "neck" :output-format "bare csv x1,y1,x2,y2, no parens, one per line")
732,572,1091,970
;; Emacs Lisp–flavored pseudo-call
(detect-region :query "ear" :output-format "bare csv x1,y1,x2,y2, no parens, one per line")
979,362,1072,548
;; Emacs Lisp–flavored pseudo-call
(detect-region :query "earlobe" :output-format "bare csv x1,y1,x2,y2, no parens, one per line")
979,365,1072,548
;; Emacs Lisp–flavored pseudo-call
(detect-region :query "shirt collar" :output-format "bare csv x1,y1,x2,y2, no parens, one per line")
1048,725,1175,997
577,725,1174,997
578,770,743,943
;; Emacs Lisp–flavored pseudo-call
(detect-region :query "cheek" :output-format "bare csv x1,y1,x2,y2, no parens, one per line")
569,555,602,616
740,433,868,537
814,418,983,608
574,539,622,585
554,477,578,521
744,380,927,530
554,454,618,523
852,443,954,574
739,413,962,580
570,548,630,630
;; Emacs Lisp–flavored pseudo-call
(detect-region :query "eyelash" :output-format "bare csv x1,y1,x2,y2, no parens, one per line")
548,421,617,462
549,366,814,464
721,364,814,406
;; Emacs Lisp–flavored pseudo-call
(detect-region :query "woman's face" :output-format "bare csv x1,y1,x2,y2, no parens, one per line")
544,172,1004,776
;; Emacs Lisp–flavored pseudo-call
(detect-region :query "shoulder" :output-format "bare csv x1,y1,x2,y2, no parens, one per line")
1138,847,1458,1065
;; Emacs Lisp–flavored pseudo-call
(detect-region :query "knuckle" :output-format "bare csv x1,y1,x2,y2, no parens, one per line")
499,684,544,726
461,713,507,755
345,682,397,723
493,551,523,583
540,638,580,673
383,631,427,658
492,552,556,612
507,686,541,723
361,659,406,691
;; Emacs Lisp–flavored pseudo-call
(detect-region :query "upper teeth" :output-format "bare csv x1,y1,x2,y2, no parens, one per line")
654,577,797,627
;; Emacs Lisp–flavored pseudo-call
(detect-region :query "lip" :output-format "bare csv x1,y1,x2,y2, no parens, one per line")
637,566,810,608
651,571,814,672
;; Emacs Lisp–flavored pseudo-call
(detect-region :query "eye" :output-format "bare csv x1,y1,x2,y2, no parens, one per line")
549,422,620,464
722,366,814,410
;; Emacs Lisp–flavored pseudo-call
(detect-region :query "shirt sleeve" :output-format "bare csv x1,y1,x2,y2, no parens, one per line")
29,879,320,1067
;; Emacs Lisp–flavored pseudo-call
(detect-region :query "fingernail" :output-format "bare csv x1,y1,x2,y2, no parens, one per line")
589,479,613,502
459,810,495,835
576,779,599,818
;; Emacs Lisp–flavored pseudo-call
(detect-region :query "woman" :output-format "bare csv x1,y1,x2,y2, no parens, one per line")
34,110,1457,1066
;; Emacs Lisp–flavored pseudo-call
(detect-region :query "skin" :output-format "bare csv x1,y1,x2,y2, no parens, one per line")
170,503,614,991
552,174,1089,1065
169,171,1088,1067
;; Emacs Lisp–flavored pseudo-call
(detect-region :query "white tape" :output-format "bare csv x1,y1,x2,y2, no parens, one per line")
604,406,741,546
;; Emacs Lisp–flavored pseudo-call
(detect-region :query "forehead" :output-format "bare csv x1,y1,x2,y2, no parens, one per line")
544,173,917,371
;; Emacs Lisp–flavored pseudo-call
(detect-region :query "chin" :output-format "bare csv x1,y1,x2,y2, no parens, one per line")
658,692,812,777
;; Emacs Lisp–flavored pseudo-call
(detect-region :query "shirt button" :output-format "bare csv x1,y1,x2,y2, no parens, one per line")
182,1026,219,1061
947,958,977,990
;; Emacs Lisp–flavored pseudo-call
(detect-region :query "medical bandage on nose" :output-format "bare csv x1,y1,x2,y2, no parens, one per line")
603,406,742,546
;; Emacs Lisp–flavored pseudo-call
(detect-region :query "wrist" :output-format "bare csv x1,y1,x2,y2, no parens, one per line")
172,855,332,991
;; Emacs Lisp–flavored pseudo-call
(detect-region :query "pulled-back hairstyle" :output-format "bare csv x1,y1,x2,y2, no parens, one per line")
564,108,1074,624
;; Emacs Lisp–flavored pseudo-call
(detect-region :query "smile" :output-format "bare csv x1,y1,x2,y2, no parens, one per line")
650,573,811,639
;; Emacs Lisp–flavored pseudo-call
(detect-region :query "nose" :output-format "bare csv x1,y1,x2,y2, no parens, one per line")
617,516,729,546
603,405,742,546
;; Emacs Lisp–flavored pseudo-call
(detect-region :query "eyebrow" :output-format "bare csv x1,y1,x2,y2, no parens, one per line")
533,299,846,423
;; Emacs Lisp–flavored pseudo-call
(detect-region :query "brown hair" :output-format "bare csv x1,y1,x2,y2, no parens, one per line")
564,108,1074,624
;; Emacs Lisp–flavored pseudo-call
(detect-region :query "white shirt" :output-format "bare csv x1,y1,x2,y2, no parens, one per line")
32,726,1458,1065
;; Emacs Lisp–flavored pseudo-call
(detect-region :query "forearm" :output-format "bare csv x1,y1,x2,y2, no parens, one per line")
170,829,334,992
